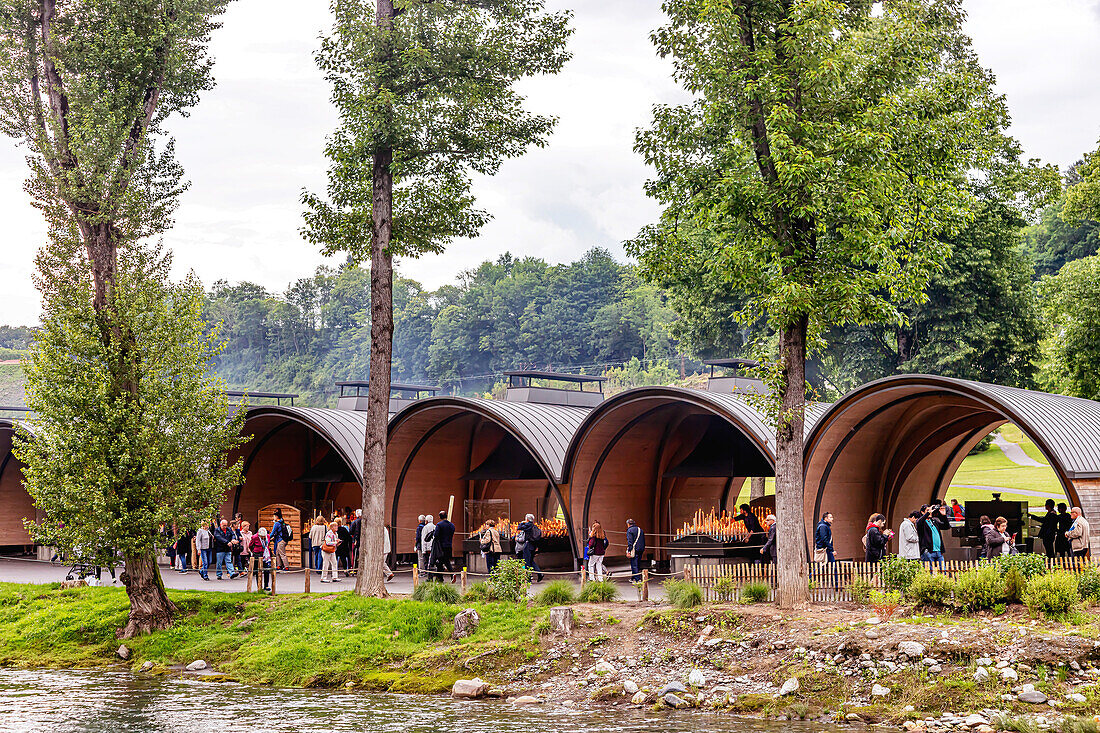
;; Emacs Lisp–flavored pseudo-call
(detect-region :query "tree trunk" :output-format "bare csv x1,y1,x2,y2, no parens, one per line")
118,551,176,638
774,314,809,608
355,0,395,594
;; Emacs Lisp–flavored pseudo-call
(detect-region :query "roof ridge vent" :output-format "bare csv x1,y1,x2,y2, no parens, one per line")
703,359,767,395
503,370,605,408
336,381,441,414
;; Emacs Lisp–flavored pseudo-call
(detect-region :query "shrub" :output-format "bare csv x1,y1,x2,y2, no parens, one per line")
881,555,922,593
411,581,461,604
1076,566,1100,604
954,566,1006,612
993,553,1047,580
712,576,738,602
1004,566,1028,604
740,581,770,603
848,576,872,605
1024,571,1079,619
664,579,704,608
463,581,492,602
869,589,903,619
487,556,531,603
579,580,619,603
907,572,955,608
535,580,577,606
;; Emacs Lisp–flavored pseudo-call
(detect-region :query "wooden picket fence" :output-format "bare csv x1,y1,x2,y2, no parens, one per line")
688,556,1100,604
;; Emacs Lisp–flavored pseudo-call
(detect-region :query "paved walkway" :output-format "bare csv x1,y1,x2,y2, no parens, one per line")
992,433,1047,468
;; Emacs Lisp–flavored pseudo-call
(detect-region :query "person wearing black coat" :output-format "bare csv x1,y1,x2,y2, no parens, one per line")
431,511,457,582
1056,503,1073,557
865,514,890,562
336,522,353,577
917,505,951,565
759,515,777,564
1030,499,1060,558
738,504,765,546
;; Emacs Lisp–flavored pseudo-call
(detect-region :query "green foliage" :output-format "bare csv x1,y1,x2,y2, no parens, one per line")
992,553,1048,579
578,580,619,604
16,243,244,566
462,582,492,603
1003,567,1028,604
1076,567,1100,604
1064,143,1100,224
411,582,461,605
869,589,903,619
907,572,956,609
1027,194,1100,277
712,576,738,602
1058,716,1100,733
486,557,530,604
954,566,1006,612
848,577,873,605
1023,572,1079,619
1038,255,1100,400
663,580,703,609
740,582,770,604
534,580,577,607
881,556,922,594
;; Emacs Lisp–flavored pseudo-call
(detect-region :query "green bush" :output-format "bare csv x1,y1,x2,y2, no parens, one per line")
1076,566,1100,604
579,579,619,603
881,555,922,593
487,556,531,603
848,576,872,605
954,566,1006,612
1004,566,1028,604
664,579,704,608
534,580,577,606
907,572,955,608
1024,571,1079,619
463,581,493,602
992,553,1047,579
411,581,461,604
741,581,770,603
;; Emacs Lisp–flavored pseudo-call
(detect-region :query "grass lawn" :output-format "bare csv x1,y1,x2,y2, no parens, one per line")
0,583,545,690
949,425,1066,500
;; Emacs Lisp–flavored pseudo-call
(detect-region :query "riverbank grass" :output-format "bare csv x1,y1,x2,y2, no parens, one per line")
0,583,544,691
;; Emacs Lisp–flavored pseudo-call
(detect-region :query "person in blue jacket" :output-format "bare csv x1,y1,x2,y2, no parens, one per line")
626,518,645,582
814,512,835,562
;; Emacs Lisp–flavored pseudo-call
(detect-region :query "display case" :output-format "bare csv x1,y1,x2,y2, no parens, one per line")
669,500,760,559
462,499,512,554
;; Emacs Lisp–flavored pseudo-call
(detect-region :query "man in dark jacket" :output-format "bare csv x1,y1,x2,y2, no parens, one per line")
1056,503,1072,557
917,504,951,567
271,509,289,570
814,513,834,562
515,513,544,582
626,518,645,581
1031,499,1059,557
431,510,457,582
760,514,777,564
349,509,362,573
737,504,765,546
212,519,239,580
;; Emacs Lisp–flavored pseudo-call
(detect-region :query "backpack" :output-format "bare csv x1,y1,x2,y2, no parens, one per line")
530,524,542,542
862,530,869,550
514,529,527,553
284,523,293,541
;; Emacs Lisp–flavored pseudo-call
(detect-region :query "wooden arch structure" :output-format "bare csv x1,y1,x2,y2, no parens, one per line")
803,375,1100,559
0,419,34,547
386,397,588,563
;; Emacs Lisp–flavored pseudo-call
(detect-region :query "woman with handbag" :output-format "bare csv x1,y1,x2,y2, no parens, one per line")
321,521,340,583
248,526,272,592
480,519,502,574
586,521,609,581
813,513,834,562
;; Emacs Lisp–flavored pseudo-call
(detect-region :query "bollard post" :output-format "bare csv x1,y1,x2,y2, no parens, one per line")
581,565,587,585
641,569,649,601
461,568,467,593
684,565,693,583
304,563,311,594
271,565,277,595
246,557,254,593
412,565,419,588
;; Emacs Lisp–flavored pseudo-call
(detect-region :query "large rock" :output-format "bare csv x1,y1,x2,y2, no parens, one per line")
452,608,480,640
513,695,540,705
622,679,639,695
452,678,491,699
778,678,800,696
116,645,130,660
185,660,207,671
663,693,690,709
688,669,706,688
871,684,891,697
973,667,989,682
549,607,575,636
630,691,648,705
999,668,1018,682
593,659,617,675
658,681,688,697
898,641,926,658
964,714,989,727
1018,690,1049,705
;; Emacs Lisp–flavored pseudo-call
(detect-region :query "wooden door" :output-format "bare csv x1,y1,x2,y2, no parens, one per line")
259,503,302,567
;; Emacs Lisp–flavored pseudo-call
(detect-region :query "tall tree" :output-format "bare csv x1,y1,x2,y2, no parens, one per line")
302,0,571,596
1037,255,1100,400
1065,142,1100,223
632,0,1008,606
0,0,234,633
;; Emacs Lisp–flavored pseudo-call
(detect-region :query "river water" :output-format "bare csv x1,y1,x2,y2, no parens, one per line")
0,668,847,732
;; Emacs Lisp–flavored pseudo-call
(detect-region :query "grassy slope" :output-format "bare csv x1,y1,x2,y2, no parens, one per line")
0,363,25,407
948,427,1064,501
0,584,544,691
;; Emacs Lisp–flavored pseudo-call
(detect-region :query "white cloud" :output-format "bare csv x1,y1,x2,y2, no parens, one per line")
0,0,1098,324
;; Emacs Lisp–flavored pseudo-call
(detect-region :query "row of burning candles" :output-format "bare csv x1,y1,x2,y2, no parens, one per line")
673,507,770,542
475,517,569,539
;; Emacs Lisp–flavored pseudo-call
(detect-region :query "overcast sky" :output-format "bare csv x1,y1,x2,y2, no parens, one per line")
1,0,1098,326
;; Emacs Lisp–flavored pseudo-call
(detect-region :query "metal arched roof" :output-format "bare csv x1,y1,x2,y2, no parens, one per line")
806,374,1100,480
242,406,367,484
562,385,830,482
388,397,590,484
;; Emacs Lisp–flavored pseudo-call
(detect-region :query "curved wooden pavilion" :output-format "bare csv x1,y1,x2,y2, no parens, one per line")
0,418,34,547
386,397,589,560
803,375,1100,558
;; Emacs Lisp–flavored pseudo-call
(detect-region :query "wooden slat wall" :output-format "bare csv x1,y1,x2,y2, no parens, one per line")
258,503,302,567
688,558,1100,603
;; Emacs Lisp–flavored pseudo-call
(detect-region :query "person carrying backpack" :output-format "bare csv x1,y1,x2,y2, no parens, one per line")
480,519,502,574
515,513,544,582
271,509,291,571
586,520,609,581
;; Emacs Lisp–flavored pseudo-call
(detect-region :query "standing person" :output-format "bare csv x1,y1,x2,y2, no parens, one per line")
736,504,765,547
515,513,544,582
381,524,395,581
350,509,362,575
270,509,290,570
432,510,456,583
979,515,1004,559
760,514,777,564
239,521,253,574
213,519,239,580
1066,507,1091,559
1031,499,1060,558
175,527,193,574
421,512,437,580
864,514,891,563
626,518,645,582
899,511,921,560
415,515,428,570
1056,503,1073,557
309,517,326,574
586,521,608,581
918,504,950,568
995,517,1015,555
480,519,502,574
320,521,340,582
195,522,212,581
248,526,272,592
950,499,965,521
813,512,834,562
336,518,353,577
